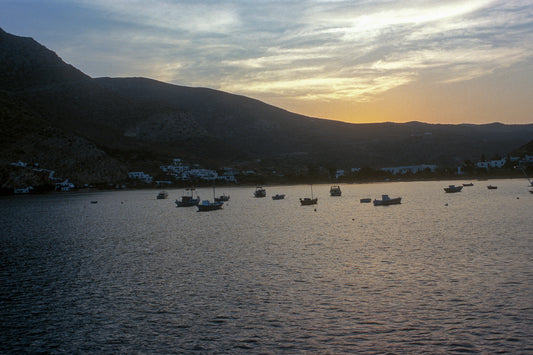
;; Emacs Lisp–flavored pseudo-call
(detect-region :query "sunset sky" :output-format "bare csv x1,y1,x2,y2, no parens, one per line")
1,0,532,125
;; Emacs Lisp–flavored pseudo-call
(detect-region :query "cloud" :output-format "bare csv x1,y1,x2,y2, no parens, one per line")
30,0,533,111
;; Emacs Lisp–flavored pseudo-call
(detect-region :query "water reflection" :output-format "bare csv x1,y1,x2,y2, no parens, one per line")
1,180,532,353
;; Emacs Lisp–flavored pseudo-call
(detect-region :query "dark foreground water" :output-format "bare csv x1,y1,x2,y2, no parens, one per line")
1,180,532,353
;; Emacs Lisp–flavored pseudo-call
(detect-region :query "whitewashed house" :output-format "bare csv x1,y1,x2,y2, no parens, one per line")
381,164,437,175
55,180,76,192
476,158,507,169
128,172,153,183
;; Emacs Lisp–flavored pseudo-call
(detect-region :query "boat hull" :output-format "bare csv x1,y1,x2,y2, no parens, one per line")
300,198,318,205
175,198,200,207
444,185,463,193
197,201,224,212
373,197,401,206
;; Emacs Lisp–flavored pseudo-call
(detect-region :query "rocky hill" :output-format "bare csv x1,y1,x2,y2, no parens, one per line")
1,28,533,189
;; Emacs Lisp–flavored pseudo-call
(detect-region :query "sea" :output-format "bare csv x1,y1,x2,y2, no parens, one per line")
1,179,532,354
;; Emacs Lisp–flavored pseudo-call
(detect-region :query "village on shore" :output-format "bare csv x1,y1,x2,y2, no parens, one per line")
7,153,533,195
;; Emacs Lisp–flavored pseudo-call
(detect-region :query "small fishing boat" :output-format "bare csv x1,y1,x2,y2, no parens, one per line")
360,198,372,203
487,185,498,190
254,186,266,198
462,183,474,186
197,185,223,212
444,185,463,193
215,193,230,202
329,185,342,196
157,190,168,199
300,185,318,206
373,194,401,206
175,188,200,207
197,200,224,212
272,194,285,200
300,197,318,205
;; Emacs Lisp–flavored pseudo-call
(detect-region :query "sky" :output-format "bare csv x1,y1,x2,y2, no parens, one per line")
1,0,533,125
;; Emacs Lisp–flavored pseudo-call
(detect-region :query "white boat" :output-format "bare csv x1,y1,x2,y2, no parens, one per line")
444,185,463,193
373,194,401,206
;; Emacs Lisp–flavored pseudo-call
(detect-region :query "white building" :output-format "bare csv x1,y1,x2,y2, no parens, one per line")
381,164,437,175
519,155,533,166
476,158,507,169
128,171,153,183
189,168,218,181
55,180,76,192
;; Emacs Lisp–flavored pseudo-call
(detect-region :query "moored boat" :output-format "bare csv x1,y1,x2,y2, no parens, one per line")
300,185,318,205
300,197,318,205
215,193,230,202
272,194,285,200
360,198,371,203
175,188,200,207
197,185,223,211
444,185,463,193
329,185,342,196
462,183,474,186
254,186,266,198
487,185,497,190
197,200,224,211
373,194,401,206
157,190,168,199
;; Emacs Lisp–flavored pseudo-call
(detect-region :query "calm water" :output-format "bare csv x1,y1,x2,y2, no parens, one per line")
1,180,532,354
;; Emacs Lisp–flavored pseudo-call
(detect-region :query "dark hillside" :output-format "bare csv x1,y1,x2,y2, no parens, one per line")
1,28,532,188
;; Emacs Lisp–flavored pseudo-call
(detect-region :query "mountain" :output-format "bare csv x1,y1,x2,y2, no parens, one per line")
1,28,533,188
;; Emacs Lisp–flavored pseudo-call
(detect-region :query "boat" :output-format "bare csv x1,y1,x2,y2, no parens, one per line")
462,183,474,186
175,188,201,207
272,194,285,200
300,185,318,206
444,185,463,193
517,166,533,193
487,185,498,190
215,193,230,202
197,199,224,211
300,197,318,205
197,185,223,212
360,198,372,203
373,194,401,206
157,190,168,199
254,186,266,198
329,185,342,196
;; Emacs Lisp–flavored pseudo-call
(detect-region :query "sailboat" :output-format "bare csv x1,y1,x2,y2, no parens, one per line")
197,184,224,212
300,185,318,205
517,166,533,194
